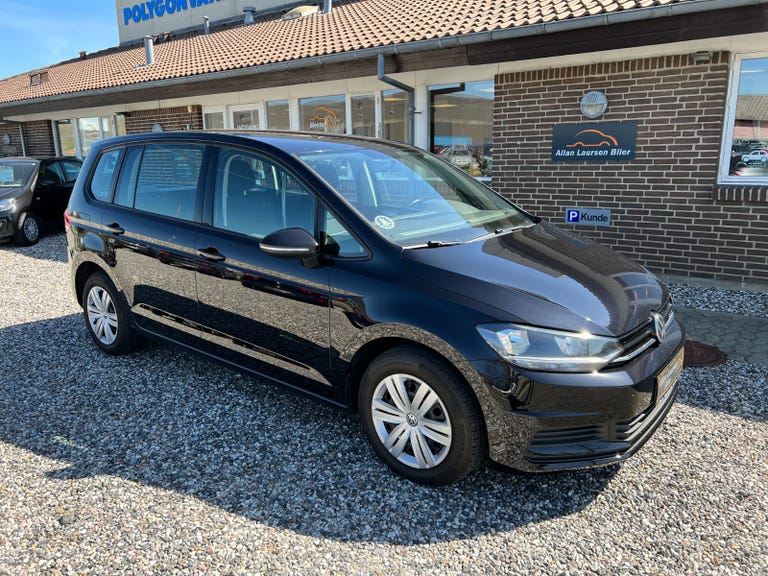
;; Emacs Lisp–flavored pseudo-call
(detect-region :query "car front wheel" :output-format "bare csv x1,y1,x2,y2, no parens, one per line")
359,346,486,485
14,212,41,246
82,272,139,355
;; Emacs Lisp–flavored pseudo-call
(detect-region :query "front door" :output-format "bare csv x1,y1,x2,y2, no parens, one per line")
194,146,337,401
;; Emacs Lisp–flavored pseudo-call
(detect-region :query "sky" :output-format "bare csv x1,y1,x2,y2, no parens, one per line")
0,1,119,80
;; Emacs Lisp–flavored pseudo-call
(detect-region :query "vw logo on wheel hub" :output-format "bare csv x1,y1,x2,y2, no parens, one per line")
406,413,419,427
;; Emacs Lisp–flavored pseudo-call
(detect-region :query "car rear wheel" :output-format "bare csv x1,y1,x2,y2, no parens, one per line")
359,346,486,485
14,212,41,246
82,272,139,355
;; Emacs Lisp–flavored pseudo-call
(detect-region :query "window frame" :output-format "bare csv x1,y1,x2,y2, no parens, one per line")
719,52,768,185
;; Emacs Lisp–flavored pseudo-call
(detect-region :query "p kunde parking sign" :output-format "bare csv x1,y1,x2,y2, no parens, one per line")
565,208,612,227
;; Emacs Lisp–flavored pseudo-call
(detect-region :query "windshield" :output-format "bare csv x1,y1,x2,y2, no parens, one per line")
296,143,533,247
0,161,37,188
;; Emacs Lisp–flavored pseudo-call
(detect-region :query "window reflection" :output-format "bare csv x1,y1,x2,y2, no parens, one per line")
430,80,494,179
729,57,768,179
300,95,346,133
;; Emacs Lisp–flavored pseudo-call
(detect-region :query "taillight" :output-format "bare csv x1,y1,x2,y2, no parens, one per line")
64,210,71,230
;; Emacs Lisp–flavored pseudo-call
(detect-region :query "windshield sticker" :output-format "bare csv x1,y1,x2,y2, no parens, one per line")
374,215,395,230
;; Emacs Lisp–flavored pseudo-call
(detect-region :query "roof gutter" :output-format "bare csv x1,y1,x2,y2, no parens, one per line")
1,0,766,115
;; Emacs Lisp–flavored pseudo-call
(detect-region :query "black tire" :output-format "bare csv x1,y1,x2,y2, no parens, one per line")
359,345,486,485
82,271,139,355
14,212,41,246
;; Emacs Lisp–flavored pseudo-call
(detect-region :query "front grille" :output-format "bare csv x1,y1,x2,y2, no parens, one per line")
610,298,674,365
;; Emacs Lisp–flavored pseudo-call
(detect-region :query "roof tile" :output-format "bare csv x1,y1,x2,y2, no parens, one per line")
0,0,699,105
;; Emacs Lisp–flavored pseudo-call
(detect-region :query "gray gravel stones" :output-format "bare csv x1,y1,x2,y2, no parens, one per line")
1,233,767,575
669,282,768,318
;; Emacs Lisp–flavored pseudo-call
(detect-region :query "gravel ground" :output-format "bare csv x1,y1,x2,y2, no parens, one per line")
0,232,766,576
668,283,768,318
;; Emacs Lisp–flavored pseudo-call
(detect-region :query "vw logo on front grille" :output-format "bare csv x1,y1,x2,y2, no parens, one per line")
652,312,666,342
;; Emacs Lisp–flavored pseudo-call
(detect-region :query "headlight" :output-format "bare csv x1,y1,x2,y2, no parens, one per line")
0,197,16,211
477,323,622,372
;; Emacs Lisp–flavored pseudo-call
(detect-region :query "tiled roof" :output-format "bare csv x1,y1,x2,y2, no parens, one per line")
0,0,698,105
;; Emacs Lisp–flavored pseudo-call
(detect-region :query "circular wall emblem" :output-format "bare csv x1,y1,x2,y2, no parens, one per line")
580,90,608,119
374,215,395,230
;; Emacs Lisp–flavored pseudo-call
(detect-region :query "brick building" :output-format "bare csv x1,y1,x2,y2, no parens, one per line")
0,0,766,284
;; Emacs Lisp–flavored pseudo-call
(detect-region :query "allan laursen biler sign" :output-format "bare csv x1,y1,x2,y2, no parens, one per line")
552,121,637,162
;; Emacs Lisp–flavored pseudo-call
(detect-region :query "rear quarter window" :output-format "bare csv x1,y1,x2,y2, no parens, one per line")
89,149,121,202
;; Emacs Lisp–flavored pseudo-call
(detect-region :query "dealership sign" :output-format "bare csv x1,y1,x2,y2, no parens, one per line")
565,208,612,227
552,122,637,162
122,0,221,26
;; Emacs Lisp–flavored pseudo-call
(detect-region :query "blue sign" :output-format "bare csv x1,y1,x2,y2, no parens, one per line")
552,122,637,162
123,0,221,27
565,208,611,227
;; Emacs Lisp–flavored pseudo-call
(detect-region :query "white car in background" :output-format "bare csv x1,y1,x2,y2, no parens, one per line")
741,148,768,165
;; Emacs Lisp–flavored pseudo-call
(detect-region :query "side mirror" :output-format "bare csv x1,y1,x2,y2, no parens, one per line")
260,227,320,262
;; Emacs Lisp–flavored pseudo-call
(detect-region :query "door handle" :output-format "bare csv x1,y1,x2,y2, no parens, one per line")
196,247,226,262
105,223,125,235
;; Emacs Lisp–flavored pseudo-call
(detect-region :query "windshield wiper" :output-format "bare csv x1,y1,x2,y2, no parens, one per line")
404,240,464,249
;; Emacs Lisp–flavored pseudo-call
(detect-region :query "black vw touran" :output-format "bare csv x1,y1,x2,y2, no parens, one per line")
66,131,685,485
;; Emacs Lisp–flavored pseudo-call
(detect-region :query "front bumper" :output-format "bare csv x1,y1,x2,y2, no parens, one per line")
463,319,685,472
0,215,15,239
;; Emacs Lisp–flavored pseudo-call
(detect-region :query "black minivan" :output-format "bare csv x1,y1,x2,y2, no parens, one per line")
65,131,684,485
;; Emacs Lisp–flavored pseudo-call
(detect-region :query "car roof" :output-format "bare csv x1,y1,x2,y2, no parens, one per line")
94,130,416,159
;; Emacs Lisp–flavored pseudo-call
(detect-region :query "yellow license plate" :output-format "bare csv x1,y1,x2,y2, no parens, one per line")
657,347,684,401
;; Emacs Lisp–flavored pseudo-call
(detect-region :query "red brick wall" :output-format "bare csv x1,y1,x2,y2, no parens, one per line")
0,121,55,158
0,123,24,157
23,121,55,157
493,52,768,284
125,106,203,133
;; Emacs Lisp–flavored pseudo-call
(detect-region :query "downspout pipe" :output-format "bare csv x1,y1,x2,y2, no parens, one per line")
323,0,332,15
377,53,415,145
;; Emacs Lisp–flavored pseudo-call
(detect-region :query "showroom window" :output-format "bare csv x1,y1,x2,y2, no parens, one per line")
267,100,290,130
300,95,346,134
382,89,408,143
231,107,260,130
430,80,493,180
351,94,376,137
721,55,768,183
56,115,125,158
203,110,225,130
55,120,76,156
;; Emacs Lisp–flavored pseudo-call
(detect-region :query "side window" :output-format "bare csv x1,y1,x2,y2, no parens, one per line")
322,207,366,258
39,164,63,186
213,148,316,238
58,160,82,183
114,146,143,208
89,149,121,202
134,144,204,221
